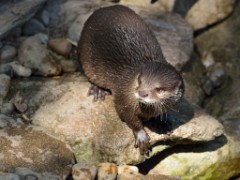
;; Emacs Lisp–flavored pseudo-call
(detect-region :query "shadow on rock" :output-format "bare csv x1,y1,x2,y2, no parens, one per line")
137,134,228,174
144,98,194,134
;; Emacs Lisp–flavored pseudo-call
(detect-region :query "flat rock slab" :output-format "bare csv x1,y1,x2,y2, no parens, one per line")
8,73,224,164
0,124,75,178
147,119,240,180
0,0,47,40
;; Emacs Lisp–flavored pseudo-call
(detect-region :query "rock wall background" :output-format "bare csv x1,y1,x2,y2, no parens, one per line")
0,0,240,179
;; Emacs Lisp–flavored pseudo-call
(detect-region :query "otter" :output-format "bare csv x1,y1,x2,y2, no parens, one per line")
78,5,184,154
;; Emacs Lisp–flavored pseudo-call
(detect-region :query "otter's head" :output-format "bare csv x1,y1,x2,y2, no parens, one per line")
134,63,184,111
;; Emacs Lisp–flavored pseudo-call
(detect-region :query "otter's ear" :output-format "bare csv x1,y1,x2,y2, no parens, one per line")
175,79,183,89
136,73,141,84
134,73,141,89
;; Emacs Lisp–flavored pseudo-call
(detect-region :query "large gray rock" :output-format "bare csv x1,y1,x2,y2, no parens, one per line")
50,0,94,38
67,12,92,46
8,73,224,166
0,124,75,178
0,0,47,40
145,13,193,69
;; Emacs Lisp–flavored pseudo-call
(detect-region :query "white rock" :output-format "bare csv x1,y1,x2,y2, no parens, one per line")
118,165,139,174
18,33,61,76
201,51,215,68
186,0,235,30
117,165,145,180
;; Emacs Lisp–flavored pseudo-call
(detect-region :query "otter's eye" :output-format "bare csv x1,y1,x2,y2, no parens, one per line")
155,87,165,93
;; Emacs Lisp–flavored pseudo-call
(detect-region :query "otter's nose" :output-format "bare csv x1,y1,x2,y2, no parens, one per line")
138,90,148,98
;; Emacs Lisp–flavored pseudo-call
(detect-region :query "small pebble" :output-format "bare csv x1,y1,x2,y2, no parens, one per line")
118,165,145,180
10,61,32,77
48,38,72,57
0,64,14,77
15,167,40,179
98,163,118,180
60,59,77,73
22,19,45,36
118,165,139,173
36,9,50,26
209,68,226,88
0,173,20,180
0,74,11,100
202,78,214,96
13,93,28,113
0,45,17,64
0,102,15,115
201,51,215,69
72,162,98,180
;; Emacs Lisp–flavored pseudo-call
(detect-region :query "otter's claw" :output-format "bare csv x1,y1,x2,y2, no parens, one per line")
88,84,110,101
133,129,150,155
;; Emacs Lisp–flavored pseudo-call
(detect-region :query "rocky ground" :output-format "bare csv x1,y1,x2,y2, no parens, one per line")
0,0,240,179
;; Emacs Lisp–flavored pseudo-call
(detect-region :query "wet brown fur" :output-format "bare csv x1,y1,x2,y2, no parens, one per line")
78,5,184,154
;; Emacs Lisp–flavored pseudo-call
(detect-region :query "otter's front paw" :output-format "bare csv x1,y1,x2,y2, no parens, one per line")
133,129,150,155
88,84,111,101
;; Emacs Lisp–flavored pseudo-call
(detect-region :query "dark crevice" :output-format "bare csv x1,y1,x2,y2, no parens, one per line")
103,0,120,3
229,173,240,180
150,0,158,4
172,0,197,17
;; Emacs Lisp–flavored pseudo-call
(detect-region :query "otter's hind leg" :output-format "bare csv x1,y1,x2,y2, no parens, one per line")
88,84,111,101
